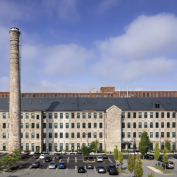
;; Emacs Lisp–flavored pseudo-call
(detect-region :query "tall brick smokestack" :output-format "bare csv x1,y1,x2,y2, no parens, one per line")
9,27,21,152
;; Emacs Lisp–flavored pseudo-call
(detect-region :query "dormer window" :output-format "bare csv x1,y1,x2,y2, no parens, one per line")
107,89,110,92
155,103,160,108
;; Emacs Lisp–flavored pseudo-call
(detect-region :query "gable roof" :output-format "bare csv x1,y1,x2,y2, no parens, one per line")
0,97,177,111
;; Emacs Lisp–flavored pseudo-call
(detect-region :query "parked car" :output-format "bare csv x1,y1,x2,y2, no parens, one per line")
23,151,30,155
39,154,45,159
44,157,51,162
32,154,39,159
174,153,177,159
158,155,163,162
162,161,175,169
58,162,67,169
86,163,94,169
78,166,86,173
77,150,82,154
31,161,40,168
102,154,108,159
97,156,103,162
48,162,56,169
141,154,154,160
106,165,118,175
62,150,66,155
70,153,75,155
55,153,62,159
97,166,106,173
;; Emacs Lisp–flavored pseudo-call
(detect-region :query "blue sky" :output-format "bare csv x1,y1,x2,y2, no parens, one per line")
0,0,177,92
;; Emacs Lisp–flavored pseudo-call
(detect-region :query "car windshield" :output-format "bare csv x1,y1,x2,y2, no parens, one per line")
110,166,116,168
99,166,104,169
60,163,65,165
88,163,92,166
98,156,102,158
170,162,174,164
50,163,55,165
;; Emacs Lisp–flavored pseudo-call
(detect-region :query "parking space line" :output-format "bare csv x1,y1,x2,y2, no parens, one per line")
59,159,62,163
44,167,48,175
24,165,31,174
75,157,77,163
34,168,39,174
108,158,113,163
65,168,68,174
67,157,69,163
55,168,58,174
75,166,77,174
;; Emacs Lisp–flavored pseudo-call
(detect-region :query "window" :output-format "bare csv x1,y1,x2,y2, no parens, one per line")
82,113,85,119
161,112,164,118
26,113,29,119
173,112,176,118
150,112,153,118
167,112,170,118
94,132,97,138
144,122,147,128
99,132,103,138
94,123,97,128
71,132,74,138
77,132,80,138
26,123,29,128
139,122,142,128
150,122,153,128
156,132,159,138
71,123,75,128
21,143,23,150
43,133,46,138
60,143,63,151
139,112,142,118
36,123,39,129
82,123,86,128
173,132,175,138
156,122,159,128
77,123,80,128
54,113,57,119
3,113,6,119
128,112,131,118
77,113,80,119
99,123,102,128
66,123,69,128
122,112,125,118
60,113,63,119
49,113,52,119
65,132,69,138
3,123,6,128
37,134,39,139
161,122,164,128
167,122,170,128
49,133,52,138
139,132,142,138
127,122,131,128
21,133,23,138
172,122,175,128
54,123,58,128
133,112,136,118
31,113,35,119
161,132,164,138
60,133,63,138
122,132,125,138
88,132,91,138
31,123,35,128
21,123,23,129
155,103,160,108
26,143,29,150
66,143,69,150
150,132,153,138
82,132,86,138
88,113,91,119
161,142,164,150
71,113,75,119
99,113,102,118
43,123,46,128
144,112,147,118
133,132,136,138
167,132,170,138
133,122,136,128
49,123,52,128
54,143,57,151
36,115,39,119
43,113,46,119
3,133,6,138
94,113,97,118
127,132,131,138
88,123,91,128
26,132,29,138
156,112,159,118
21,113,23,119
60,123,63,129
173,142,176,150
122,122,125,128
65,113,68,119
55,133,58,138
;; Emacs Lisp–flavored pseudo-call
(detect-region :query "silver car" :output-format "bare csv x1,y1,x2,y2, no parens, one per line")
97,156,103,162
48,162,56,169
162,161,175,169
97,166,106,173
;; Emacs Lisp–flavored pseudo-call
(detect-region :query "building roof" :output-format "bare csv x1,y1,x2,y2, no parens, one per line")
0,97,177,112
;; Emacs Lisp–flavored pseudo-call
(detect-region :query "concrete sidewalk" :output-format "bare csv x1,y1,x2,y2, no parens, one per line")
147,166,163,174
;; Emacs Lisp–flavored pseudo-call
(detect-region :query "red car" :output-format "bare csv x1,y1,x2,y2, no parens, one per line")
23,151,30,155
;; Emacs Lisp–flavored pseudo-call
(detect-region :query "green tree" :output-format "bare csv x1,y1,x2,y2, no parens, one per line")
163,147,168,153
89,140,100,153
139,131,151,159
114,145,118,161
118,151,123,170
127,154,135,177
0,161,3,173
12,149,21,164
163,153,168,170
1,154,16,168
165,140,171,151
154,142,160,166
148,172,154,177
81,145,89,156
134,154,143,177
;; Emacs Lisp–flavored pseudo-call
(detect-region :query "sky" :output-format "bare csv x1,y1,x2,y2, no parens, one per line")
0,0,177,92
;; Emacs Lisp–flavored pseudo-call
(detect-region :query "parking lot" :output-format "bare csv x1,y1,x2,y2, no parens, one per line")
1,154,177,177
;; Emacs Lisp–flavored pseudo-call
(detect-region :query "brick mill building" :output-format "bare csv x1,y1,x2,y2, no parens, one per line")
0,96,177,152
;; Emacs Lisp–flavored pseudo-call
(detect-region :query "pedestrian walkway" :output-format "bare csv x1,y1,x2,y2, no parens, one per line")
147,166,163,174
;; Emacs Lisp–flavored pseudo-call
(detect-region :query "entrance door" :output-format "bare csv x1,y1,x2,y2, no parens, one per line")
36,146,40,153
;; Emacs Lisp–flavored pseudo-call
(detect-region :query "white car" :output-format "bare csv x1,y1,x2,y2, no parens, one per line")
62,150,66,155
39,154,45,159
97,156,103,162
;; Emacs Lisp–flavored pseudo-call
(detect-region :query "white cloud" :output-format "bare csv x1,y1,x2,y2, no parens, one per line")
97,0,120,14
93,14,177,80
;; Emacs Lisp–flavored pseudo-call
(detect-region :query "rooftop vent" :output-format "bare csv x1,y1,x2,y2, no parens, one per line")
167,101,170,104
119,101,122,104
40,101,42,104
50,101,53,104
130,101,133,104
141,101,144,104
109,101,112,104
72,101,75,104
92,101,96,104
29,101,32,104
7,101,9,104
82,101,85,104
61,101,64,104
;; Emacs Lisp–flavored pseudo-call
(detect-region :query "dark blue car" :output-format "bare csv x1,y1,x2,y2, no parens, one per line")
58,162,66,169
